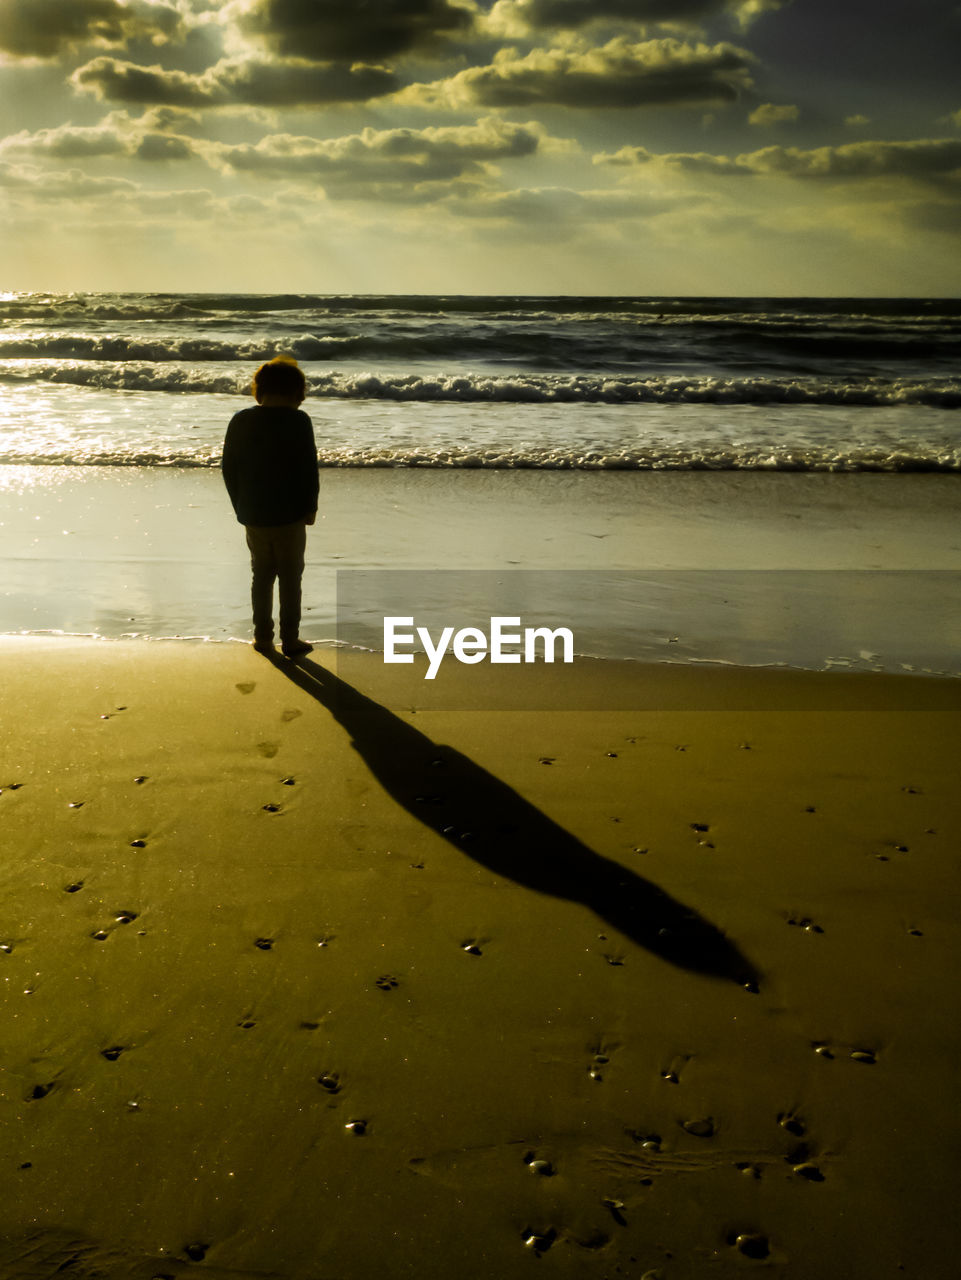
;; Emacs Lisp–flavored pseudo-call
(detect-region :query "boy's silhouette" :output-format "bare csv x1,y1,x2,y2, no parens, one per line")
222,357,319,657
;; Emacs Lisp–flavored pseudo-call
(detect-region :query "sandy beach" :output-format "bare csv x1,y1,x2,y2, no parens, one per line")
2,636,959,1278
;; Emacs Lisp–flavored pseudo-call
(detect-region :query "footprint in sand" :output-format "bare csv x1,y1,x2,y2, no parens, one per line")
375,974,399,991
318,1072,341,1094
778,1112,806,1137
258,742,279,758
730,1232,770,1260
787,915,824,934
281,709,301,722
792,1162,824,1181
235,682,256,695
522,1228,557,1255
681,1117,715,1138
101,1046,125,1061
660,1053,691,1084
602,1198,627,1226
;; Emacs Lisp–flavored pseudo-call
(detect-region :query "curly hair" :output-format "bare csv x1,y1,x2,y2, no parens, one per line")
252,356,306,402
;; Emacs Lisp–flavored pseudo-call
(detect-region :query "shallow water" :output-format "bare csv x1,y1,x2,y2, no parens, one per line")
1,466,958,675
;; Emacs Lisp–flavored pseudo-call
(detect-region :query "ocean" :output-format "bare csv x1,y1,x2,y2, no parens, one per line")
1,293,958,677
1,292,960,469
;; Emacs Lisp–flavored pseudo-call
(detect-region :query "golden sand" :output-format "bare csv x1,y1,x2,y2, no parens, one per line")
1,637,958,1278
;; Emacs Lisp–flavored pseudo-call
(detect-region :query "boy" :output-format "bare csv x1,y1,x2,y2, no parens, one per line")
222,356,319,657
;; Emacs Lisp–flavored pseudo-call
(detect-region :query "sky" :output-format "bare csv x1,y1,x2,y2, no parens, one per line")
0,0,959,295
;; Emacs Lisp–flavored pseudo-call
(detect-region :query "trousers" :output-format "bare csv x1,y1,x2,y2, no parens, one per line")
244,521,307,644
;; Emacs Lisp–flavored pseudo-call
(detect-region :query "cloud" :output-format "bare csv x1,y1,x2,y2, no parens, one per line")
747,102,797,126
0,158,138,198
442,182,684,221
489,0,784,33
213,116,544,196
0,0,184,59
238,0,475,61
132,131,195,159
596,143,748,174
746,138,961,180
72,53,400,105
399,36,754,109
596,137,961,182
0,122,130,159
0,111,200,162
845,114,870,128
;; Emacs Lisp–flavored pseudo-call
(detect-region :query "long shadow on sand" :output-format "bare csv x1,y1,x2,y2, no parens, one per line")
267,655,760,990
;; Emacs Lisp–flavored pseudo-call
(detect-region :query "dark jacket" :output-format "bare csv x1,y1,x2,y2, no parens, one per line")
222,405,319,526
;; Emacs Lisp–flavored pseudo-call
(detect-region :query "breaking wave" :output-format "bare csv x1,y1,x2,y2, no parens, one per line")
2,360,960,407
0,444,957,471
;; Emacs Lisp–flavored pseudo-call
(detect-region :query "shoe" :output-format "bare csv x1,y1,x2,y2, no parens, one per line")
252,637,275,654
281,639,313,658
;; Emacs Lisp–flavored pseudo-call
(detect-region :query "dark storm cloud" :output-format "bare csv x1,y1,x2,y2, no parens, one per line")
240,0,474,61
0,0,183,59
71,55,400,106
404,37,755,108
72,57,215,106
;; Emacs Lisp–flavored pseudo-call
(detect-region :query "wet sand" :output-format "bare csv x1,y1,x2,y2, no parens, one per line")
1,637,959,1278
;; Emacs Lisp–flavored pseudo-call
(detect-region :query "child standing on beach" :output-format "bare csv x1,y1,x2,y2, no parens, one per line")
222,357,319,657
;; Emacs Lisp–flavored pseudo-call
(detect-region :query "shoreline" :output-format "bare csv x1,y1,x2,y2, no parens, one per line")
1,467,959,673
2,636,959,1277
2,634,960,705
